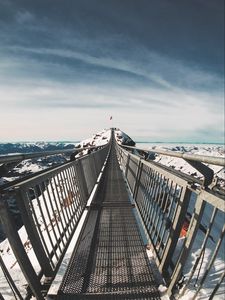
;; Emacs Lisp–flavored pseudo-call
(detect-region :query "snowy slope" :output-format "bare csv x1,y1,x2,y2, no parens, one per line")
75,129,111,158
115,129,136,146
0,129,111,186
136,143,225,187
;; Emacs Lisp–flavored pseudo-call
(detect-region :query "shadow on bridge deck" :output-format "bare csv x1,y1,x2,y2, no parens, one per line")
56,140,161,299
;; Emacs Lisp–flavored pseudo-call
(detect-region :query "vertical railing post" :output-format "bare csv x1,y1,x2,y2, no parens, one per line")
76,160,89,201
91,153,98,180
0,255,23,300
119,148,123,164
159,187,192,277
0,195,45,300
167,196,206,295
15,188,54,277
133,158,143,201
93,151,100,175
125,154,130,178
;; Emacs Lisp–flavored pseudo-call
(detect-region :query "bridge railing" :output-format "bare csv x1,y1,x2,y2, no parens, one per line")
116,144,225,299
0,144,106,165
0,143,110,300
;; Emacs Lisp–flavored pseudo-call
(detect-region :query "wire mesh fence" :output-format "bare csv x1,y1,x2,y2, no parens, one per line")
0,144,110,299
116,145,225,299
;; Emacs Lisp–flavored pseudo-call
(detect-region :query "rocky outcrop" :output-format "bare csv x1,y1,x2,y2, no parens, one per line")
115,130,136,146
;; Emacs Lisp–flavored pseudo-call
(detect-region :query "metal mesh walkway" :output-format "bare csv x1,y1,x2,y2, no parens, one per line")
57,140,160,299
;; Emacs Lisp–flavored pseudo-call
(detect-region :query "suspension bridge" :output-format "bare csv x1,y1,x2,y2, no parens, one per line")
0,129,224,299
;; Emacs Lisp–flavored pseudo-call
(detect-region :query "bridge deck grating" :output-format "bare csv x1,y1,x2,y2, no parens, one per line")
57,140,160,299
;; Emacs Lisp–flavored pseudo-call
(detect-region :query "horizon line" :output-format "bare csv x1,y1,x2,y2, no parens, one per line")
0,140,224,145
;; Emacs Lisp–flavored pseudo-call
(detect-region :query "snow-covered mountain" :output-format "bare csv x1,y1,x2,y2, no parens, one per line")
0,141,77,155
0,142,76,185
1,129,223,187
115,129,136,146
0,129,112,186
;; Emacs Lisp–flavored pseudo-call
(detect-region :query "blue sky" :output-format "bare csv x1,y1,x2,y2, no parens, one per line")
0,0,224,142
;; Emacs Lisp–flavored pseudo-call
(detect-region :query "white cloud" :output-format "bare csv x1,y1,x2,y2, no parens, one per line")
0,75,223,142
0,45,223,142
5,45,223,92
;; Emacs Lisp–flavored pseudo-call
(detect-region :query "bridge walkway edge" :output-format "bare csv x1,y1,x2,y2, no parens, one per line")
54,137,161,299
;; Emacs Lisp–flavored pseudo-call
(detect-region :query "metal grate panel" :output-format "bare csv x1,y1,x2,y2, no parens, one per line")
58,139,160,299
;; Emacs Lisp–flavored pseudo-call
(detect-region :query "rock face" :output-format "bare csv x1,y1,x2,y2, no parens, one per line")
115,129,136,146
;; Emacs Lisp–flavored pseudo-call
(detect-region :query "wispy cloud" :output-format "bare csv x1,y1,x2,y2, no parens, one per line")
4,45,223,92
0,0,224,142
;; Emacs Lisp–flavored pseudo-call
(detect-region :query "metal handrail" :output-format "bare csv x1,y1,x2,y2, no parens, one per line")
0,138,111,299
0,145,103,164
120,144,225,166
116,143,225,299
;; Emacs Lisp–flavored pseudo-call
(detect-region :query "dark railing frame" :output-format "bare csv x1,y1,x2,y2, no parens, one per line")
0,142,110,299
0,145,102,165
116,142,225,298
